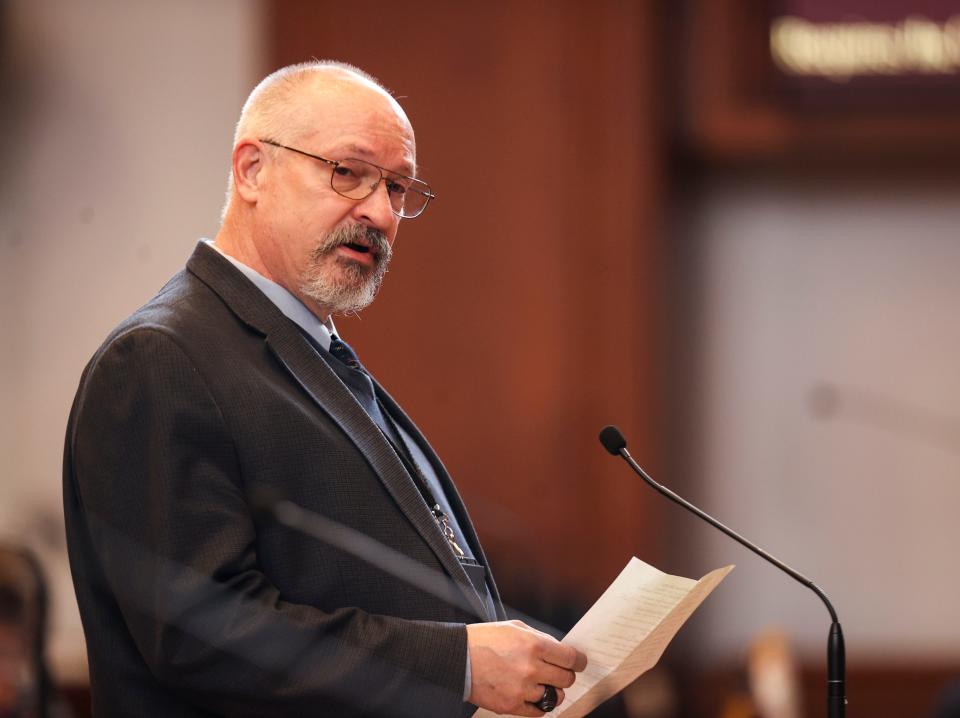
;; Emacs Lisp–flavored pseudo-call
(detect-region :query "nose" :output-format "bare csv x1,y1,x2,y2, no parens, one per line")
352,179,397,232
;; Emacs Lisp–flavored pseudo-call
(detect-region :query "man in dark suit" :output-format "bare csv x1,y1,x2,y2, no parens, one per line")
63,61,585,717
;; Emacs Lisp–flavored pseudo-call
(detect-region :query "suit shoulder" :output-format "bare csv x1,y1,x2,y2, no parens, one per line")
77,271,219,384
119,268,224,335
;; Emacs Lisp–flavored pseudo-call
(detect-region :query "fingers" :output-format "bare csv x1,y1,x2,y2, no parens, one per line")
466,621,584,715
516,624,587,690
569,648,588,672
538,663,577,689
521,684,566,714
524,684,544,703
515,620,588,674
523,683,553,703
541,640,588,672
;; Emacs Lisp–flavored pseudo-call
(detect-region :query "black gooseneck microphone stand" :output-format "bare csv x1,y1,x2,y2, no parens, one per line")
598,425,846,718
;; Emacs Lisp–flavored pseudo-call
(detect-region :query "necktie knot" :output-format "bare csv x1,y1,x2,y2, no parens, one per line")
329,336,363,371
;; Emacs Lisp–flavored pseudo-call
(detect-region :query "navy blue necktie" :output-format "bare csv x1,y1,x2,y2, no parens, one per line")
326,334,472,561
327,336,398,443
324,333,495,615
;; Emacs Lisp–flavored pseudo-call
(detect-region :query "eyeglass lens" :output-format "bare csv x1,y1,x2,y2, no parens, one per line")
330,158,431,218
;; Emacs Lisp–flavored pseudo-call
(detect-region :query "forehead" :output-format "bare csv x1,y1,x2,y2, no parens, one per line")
298,78,417,176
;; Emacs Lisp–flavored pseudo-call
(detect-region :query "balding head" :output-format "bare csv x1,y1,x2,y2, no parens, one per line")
215,60,418,320
222,61,414,212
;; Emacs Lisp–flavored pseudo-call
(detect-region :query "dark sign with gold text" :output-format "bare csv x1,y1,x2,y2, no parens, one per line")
769,0,960,109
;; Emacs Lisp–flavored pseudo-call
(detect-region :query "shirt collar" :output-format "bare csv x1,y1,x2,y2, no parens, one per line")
206,239,336,351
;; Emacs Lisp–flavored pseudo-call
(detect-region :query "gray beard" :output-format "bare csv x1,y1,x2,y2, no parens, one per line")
299,224,392,314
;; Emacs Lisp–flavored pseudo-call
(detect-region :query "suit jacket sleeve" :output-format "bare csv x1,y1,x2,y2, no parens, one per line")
67,326,470,717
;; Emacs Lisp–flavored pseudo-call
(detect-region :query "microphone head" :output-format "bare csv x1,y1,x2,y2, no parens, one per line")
599,425,627,455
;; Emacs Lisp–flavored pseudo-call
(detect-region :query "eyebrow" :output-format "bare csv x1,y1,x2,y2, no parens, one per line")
342,142,372,156
339,143,417,178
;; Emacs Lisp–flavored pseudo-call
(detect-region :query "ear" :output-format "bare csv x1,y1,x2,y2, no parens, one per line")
233,140,264,204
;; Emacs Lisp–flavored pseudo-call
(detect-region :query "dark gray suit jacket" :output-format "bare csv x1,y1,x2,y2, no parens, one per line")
63,241,504,717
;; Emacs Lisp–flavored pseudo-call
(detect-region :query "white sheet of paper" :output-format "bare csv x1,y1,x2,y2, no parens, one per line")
473,558,733,718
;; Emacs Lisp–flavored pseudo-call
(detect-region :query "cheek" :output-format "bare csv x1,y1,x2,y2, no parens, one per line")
280,205,335,245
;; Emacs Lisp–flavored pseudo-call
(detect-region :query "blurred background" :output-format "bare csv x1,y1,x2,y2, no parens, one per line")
1,1,959,716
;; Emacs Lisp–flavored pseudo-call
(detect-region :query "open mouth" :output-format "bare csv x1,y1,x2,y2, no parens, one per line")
343,242,372,255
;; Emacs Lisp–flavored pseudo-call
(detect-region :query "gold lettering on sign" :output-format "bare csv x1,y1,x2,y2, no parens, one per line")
771,15,960,80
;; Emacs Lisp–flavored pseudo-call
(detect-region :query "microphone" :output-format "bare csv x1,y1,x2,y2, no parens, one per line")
598,425,846,718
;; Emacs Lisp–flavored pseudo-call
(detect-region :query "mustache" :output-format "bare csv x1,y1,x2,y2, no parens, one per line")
317,224,392,261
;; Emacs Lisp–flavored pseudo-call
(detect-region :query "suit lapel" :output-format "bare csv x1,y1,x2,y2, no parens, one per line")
263,327,490,620
374,383,505,621
186,242,488,620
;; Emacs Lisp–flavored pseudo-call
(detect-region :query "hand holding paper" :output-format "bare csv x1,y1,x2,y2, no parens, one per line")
474,558,733,718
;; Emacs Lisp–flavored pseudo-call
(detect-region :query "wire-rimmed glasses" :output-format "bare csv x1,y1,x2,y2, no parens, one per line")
260,139,435,219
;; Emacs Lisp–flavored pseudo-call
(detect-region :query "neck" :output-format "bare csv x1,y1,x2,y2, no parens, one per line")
214,214,334,324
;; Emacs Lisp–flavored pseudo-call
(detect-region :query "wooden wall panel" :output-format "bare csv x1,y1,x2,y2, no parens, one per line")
268,0,666,608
